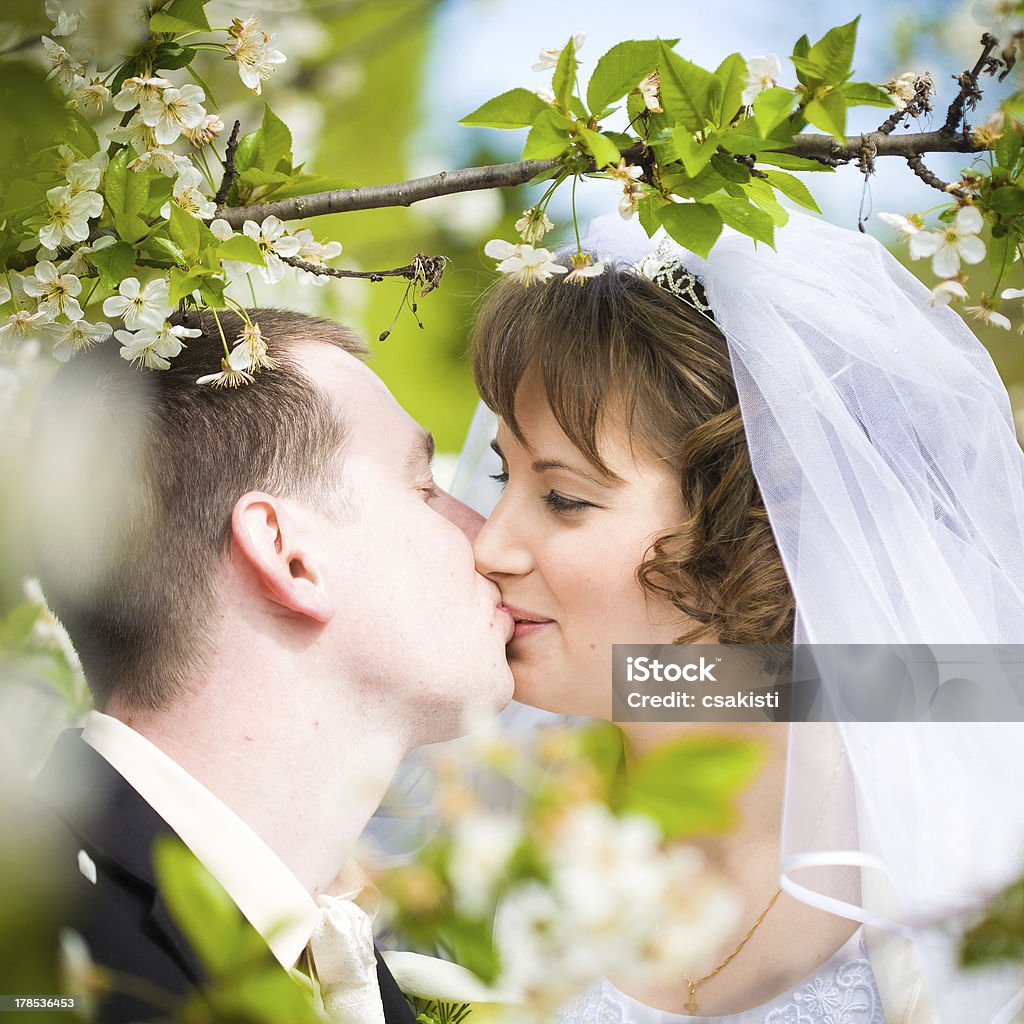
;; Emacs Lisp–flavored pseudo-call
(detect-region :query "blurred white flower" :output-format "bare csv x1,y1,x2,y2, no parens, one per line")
103,277,171,329
39,184,102,250
909,206,987,277
484,239,567,285
741,54,781,105
41,36,84,93
51,318,112,361
139,84,206,146
535,87,556,104
68,75,109,117
973,0,1024,36
160,165,216,220
383,951,514,1005
531,33,586,73
929,278,970,307
0,281,10,306
46,1,81,37
450,813,522,917
116,320,199,370
0,309,46,345
877,211,924,241
973,110,1006,147
23,261,83,321
197,342,256,387
965,299,1011,329
76,849,97,884
112,75,170,113
885,72,919,111
185,113,225,148
565,251,607,285
515,208,554,244
105,112,158,154
243,216,301,284
226,16,287,96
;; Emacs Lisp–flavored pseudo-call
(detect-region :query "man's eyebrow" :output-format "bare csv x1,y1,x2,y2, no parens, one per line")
490,438,618,488
407,429,435,470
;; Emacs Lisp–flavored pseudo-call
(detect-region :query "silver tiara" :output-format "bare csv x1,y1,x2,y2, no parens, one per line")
629,238,716,323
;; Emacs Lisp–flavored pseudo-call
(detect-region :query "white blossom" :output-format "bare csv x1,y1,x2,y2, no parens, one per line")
0,309,46,345
196,343,256,388
243,216,301,284
66,157,103,197
102,277,171,330
185,113,225,147
56,235,114,278
105,112,158,154
116,320,199,370
0,281,10,306
565,251,607,285
531,33,586,73
139,83,206,146
160,165,216,221
76,849,97,884
965,300,1012,330
51,318,112,361
636,71,663,112
41,36,84,93
233,320,276,370
112,75,171,113
68,75,110,117
46,1,81,37
484,239,567,285
885,72,919,111
450,813,522,917
39,185,102,250
514,208,554,244
291,229,342,284
910,206,987,277
974,110,1006,146
741,54,782,105
877,211,924,241
129,148,192,178
23,261,83,321
929,278,970,307
973,0,1024,36
226,16,287,96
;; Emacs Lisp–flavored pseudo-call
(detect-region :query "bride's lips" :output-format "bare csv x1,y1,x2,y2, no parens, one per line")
499,602,555,642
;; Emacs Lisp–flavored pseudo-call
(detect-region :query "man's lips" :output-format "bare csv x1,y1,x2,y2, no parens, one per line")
499,603,555,641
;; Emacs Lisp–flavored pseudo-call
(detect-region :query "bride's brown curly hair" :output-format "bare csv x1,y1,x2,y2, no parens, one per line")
471,262,794,647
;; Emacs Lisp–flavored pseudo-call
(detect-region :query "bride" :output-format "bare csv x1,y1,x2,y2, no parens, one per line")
461,211,1024,1022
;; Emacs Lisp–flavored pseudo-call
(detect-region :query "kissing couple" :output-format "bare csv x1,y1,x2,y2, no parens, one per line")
31,211,1024,1024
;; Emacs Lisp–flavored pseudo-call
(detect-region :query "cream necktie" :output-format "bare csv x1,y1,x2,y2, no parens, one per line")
307,865,386,1024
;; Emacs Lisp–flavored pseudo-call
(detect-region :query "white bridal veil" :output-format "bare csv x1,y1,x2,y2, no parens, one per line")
454,210,1024,1022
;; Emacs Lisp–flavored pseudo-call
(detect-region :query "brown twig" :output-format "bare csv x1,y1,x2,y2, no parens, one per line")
876,74,935,136
281,253,447,291
213,120,241,209
906,153,967,199
943,33,1001,133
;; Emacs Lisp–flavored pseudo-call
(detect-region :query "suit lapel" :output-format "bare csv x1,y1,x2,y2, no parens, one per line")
33,729,206,985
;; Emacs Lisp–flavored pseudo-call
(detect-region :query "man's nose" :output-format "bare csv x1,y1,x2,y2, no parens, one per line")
434,487,485,542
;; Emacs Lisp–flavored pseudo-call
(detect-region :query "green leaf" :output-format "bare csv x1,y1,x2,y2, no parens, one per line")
718,128,793,154
522,108,571,160
658,42,716,131
713,53,748,125
106,149,151,243
586,39,674,113
218,234,265,265
637,195,663,236
154,838,267,977
259,103,293,173
756,152,835,172
752,87,796,137
761,169,821,212
459,88,549,129
149,236,188,267
710,152,752,183
743,178,789,225
705,193,776,246
658,202,723,259
959,872,1024,968
234,130,261,173
149,0,211,34
842,81,894,108
88,241,136,290
805,17,859,88
671,127,718,177
578,127,621,169
168,202,200,259
997,129,1023,172
804,89,847,140
151,42,197,72
168,267,205,305
197,276,226,307
990,186,1024,215
617,736,762,838
552,36,577,112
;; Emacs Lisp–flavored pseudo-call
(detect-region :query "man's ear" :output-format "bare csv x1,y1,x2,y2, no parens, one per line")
230,491,333,623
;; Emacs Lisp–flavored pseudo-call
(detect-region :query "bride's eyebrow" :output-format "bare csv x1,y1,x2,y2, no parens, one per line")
491,439,619,489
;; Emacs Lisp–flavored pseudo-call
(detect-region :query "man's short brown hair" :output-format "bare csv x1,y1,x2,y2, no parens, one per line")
29,308,366,711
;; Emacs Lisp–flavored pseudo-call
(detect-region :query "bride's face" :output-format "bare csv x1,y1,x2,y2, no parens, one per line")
473,382,689,719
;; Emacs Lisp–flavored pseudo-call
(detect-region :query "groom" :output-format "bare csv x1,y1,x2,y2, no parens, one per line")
28,308,514,1022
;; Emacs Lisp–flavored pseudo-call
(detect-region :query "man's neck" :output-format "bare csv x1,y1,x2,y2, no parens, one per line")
111,675,405,898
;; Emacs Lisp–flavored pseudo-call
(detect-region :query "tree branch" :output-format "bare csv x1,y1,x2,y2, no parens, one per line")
944,32,1001,132
281,252,448,293
213,120,241,209
216,131,986,228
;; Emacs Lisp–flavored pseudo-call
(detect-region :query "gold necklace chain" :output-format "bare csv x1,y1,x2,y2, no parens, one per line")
682,887,783,1014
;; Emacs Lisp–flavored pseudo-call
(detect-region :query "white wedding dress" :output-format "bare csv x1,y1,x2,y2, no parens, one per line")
555,928,883,1024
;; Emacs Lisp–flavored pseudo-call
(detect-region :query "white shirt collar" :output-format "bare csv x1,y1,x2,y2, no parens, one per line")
82,710,318,969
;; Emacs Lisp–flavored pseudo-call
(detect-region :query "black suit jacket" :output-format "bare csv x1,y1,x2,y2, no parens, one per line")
33,729,416,1024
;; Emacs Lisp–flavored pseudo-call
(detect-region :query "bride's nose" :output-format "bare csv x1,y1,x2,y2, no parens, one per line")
473,494,533,579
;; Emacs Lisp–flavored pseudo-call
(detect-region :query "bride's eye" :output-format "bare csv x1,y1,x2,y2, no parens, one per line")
489,471,509,490
544,491,594,514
